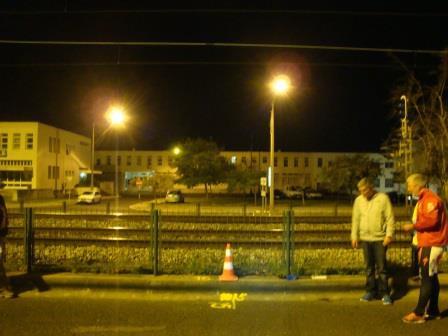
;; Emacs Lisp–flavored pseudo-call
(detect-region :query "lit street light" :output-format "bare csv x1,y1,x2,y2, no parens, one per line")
269,75,291,213
106,105,127,212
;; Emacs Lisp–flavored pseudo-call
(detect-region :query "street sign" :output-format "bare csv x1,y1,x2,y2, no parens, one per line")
260,177,267,186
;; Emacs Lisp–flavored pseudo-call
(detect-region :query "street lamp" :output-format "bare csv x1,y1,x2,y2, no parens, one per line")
90,123,95,189
400,95,413,209
269,75,291,213
106,105,127,213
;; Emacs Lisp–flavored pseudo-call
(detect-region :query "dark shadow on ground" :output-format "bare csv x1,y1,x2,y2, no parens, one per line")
9,272,52,297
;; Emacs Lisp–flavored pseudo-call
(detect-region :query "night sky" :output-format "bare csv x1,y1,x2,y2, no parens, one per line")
0,2,447,152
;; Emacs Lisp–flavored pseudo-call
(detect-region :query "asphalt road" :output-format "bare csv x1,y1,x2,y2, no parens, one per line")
1,288,447,336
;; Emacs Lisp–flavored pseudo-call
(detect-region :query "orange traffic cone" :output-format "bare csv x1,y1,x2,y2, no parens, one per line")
219,243,238,281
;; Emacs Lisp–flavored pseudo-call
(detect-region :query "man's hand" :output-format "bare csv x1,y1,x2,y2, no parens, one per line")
383,236,392,246
403,224,415,232
351,239,359,249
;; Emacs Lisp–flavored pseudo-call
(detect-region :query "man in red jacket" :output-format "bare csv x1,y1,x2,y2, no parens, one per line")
402,174,448,323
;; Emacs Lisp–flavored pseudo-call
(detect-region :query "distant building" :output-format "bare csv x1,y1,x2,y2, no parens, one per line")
0,122,91,198
94,149,397,195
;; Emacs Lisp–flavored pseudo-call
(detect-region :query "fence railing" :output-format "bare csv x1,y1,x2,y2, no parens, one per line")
6,208,444,276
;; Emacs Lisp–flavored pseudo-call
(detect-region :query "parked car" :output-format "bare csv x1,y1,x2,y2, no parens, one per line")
283,186,305,199
165,190,185,203
304,188,323,199
77,190,102,204
273,189,287,200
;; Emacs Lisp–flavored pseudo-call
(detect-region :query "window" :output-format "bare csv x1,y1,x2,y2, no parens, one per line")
304,157,309,168
126,156,132,166
147,156,152,167
385,178,394,188
158,156,163,166
48,166,59,179
96,158,101,166
1,133,7,151
117,156,121,166
107,156,112,166
294,158,298,167
49,137,60,153
283,157,288,168
48,166,52,179
262,156,267,164
168,156,173,165
241,156,247,165
136,156,142,166
26,133,33,149
317,158,323,168
12,133,20,150
274,157,278,167
374,178,381,188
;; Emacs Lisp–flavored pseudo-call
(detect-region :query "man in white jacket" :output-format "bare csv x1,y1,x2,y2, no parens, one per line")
351,178,395,305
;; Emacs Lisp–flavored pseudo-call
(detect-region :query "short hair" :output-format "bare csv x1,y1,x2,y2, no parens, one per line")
357,177,373,189
407,173,427,187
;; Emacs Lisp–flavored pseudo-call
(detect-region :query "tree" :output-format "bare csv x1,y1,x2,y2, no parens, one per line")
174,138,229,197
226,167,264,195
321,154,381,199
388,53,448,199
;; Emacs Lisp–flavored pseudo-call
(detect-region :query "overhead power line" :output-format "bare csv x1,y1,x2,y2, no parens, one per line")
1,9,448,17
0,39,446,55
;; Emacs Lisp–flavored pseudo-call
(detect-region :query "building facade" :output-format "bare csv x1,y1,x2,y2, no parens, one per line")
94,149,397,194
0,122,91,194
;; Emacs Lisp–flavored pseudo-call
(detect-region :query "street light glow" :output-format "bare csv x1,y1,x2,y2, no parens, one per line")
173,146,181,155
107,106,127,127
271,75,291,96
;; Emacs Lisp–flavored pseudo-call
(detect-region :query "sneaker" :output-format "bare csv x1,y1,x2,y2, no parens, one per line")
360,292,374,302
0,290,15,299
424,312,442,320
382,295,392,305
402,312,426,324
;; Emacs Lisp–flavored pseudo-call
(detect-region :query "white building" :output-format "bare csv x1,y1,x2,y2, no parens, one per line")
0,122,91,198
94,149,397,194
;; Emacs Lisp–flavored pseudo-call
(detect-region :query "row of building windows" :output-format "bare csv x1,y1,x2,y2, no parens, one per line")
97,155,170,167
0,133,34,151
0,160,32,166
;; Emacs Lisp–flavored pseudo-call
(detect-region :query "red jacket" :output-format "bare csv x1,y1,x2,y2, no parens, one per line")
415,188,448,247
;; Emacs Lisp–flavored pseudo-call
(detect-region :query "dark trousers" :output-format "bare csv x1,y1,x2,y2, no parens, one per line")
361,241,389,296
414,247,440,316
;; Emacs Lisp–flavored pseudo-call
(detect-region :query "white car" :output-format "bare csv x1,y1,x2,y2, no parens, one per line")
77,191,102,204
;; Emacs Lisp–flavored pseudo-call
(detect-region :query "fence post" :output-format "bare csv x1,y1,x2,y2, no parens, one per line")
196,203,201,217
106,201,111,215
151,209,160,276
242,203,247,217
283,209,295,279
62,201,67,213
24,208,34,273
333,203,338,217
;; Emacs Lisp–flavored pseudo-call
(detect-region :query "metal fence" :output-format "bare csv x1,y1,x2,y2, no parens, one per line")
5,208,447,276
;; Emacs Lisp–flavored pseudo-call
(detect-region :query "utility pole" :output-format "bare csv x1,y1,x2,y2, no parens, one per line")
400,95,413,210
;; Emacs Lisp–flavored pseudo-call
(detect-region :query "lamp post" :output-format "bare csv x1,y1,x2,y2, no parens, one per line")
90,123,95,189
269,75,291,213
400,95,413,209
106,106,126,213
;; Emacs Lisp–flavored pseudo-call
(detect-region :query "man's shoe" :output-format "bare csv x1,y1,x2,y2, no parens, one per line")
382,295,392,305
402,312,426,324
360,292,374,302
0,290,15,299
424,311,442,320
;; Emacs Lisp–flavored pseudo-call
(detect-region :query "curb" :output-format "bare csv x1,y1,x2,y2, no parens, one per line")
10,272,448,293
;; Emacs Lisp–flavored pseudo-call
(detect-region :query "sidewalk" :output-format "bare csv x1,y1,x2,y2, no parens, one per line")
8,272,448,293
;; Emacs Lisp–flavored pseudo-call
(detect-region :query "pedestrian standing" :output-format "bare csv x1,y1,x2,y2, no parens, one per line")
402,174,448,323
351,178,395,305
0,194,14,298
